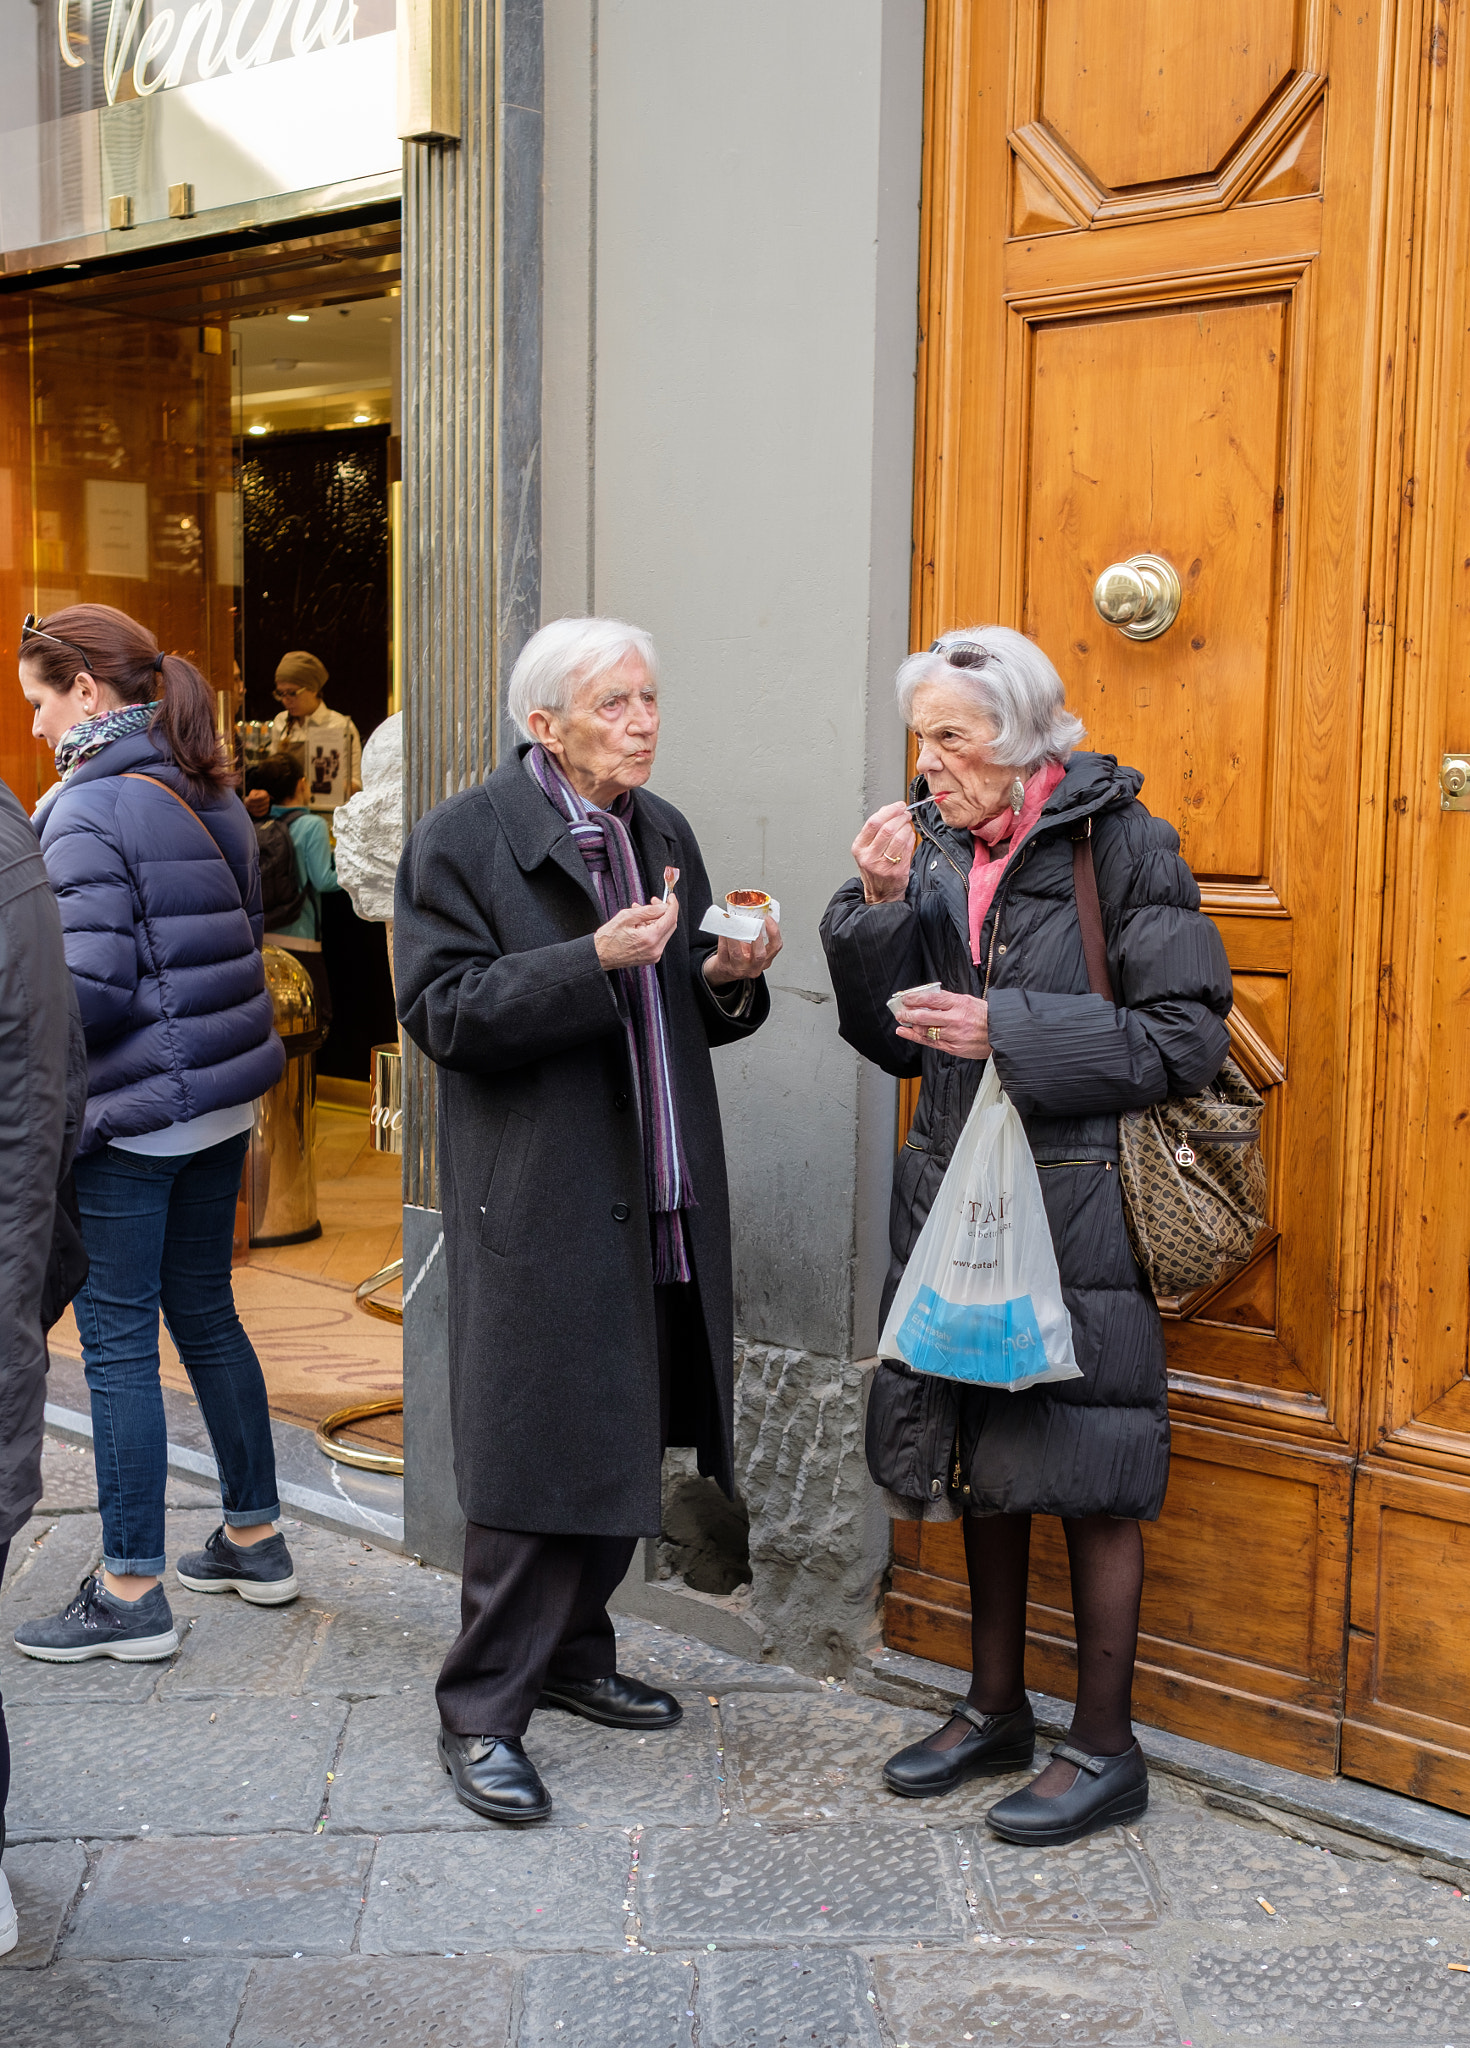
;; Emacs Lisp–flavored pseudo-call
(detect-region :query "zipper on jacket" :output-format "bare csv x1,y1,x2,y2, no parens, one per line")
1036,1159,1113,1170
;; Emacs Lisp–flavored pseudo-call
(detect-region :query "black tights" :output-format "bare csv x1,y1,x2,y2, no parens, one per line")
928,1511,1143,1790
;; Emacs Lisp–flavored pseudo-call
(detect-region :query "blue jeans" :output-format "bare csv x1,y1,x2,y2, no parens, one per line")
71,1133,281,1577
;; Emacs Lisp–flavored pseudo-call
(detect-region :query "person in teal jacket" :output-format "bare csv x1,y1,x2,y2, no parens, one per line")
245,752,341,1030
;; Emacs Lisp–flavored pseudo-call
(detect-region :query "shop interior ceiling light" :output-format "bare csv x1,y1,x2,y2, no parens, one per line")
287,313,310,323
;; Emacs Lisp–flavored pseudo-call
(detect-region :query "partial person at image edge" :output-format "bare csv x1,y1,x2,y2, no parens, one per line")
0,768,88,1954
14,603,302,1675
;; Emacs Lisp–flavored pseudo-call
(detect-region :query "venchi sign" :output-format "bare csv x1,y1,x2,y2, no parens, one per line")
57,0,388,105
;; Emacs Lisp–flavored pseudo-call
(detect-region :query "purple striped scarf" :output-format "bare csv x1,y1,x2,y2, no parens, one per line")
528,745,695,1283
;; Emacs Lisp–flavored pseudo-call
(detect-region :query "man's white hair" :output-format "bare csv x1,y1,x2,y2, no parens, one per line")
896,625,1086,770
507,617,659,740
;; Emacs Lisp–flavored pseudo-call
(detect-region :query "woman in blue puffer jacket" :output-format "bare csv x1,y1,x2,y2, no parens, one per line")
13,604,301,1667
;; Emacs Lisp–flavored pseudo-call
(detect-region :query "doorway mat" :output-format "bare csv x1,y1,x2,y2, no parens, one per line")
859,1643,1470,1870
43,1347,403,1550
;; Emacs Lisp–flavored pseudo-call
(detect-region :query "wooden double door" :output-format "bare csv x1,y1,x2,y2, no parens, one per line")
891,0,1470,1810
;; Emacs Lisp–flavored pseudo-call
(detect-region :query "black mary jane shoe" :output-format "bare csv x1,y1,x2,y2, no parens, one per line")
985,1739,1148,1847
537,1672,683,1729
438,1727,552,1823
882,1698,1036,1799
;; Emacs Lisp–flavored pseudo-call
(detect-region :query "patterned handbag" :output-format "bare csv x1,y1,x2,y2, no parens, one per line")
1071,825,1267,1300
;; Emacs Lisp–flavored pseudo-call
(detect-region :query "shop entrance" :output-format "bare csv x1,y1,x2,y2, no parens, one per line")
901,1,1470,1812
1,216,406,1456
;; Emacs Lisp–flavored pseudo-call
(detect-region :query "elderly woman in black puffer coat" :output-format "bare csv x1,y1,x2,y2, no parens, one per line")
820,626,1231,1847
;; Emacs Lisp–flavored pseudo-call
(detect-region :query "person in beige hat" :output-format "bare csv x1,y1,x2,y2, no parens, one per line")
267,651,362,814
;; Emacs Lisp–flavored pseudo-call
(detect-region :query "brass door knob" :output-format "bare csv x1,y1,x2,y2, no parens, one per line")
1092,554,1182,641
1442,755,1470,810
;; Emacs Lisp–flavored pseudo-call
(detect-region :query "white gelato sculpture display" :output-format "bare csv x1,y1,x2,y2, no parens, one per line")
333,711,403,926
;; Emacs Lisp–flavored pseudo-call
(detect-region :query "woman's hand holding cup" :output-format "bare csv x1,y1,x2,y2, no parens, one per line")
854,802,916,904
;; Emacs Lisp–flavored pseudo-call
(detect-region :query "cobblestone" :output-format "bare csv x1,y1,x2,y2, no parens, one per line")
232,1955,515,2046
518,1952,695,2047
359,1828,632,1954
68,1834,374,1958
3,1435,1469,2043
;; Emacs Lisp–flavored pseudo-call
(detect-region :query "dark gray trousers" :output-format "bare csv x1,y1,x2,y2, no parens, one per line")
434,1282,707,1740
435,1525,638,1738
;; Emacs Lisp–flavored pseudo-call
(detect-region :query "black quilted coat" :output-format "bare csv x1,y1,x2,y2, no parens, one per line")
820,752,1232,1523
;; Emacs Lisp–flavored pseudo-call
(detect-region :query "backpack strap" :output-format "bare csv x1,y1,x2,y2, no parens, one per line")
1071,820,1116,1004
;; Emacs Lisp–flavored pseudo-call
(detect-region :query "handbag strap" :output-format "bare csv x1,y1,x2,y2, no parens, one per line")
1071,821,1116,1004
120,773,243,913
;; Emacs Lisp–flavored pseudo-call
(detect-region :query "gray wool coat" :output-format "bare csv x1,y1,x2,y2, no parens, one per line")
0,777,87,1545
820,752,1232,1524
394,752,770,1538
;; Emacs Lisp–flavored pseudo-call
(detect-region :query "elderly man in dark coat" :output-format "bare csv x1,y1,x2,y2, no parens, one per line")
394,616,778,1823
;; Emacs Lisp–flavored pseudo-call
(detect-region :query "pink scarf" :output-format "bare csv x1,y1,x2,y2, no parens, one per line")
966,760,1068,966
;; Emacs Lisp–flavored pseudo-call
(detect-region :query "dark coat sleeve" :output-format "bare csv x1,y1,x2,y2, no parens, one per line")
394,801,625,1075
987,805,1232,1118
819,876,924,1079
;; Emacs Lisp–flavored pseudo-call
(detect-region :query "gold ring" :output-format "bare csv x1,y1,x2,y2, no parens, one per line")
929,1026,941,1044
883,852,902,864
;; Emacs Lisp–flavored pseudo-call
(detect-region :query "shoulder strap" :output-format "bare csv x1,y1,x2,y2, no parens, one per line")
120,772,226,860
1071,821,1116,1003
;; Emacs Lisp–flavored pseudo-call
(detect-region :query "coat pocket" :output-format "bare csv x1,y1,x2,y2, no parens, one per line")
477,1111,535,1256
865,1359,957,1503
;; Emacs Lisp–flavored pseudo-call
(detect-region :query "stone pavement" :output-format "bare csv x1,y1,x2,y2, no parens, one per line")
2,1438,1470,2047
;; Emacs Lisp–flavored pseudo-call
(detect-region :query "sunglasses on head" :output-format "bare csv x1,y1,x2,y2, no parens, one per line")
930,639,990,671
21,613,91,666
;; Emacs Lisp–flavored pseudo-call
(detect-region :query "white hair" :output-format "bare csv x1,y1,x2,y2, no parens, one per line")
896,625,1086,769
507,616,659,740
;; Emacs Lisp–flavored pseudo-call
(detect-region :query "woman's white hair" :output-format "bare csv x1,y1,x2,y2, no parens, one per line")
896,625,1086,769
507,616,659,740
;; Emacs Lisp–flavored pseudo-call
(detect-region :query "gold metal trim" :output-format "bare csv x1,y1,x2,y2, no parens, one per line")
315,1398,405,1475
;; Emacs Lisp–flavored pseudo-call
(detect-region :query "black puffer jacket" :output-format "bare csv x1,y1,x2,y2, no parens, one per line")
820,752,1232,1523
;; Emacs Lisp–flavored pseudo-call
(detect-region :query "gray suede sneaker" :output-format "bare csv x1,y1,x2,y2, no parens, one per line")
175,1525,298,1605
13,1574,179,1663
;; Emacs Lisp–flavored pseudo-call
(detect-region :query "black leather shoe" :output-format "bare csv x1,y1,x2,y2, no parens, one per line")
438,1727,551,1823
882,1699,1036,1798
537,1672,683,1729
985,1739,1148,1846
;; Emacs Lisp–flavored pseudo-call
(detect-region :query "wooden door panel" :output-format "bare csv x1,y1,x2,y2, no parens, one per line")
1342,1470,1470,1809
898,0,1397,1781
1020,294,1289,883
1037,0,1300,192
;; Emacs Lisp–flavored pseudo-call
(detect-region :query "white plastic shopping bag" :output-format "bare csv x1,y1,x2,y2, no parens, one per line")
878,1059,1081,1392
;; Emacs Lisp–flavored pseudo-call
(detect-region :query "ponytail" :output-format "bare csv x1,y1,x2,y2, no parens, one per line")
153,651,233,797
18,602,234,801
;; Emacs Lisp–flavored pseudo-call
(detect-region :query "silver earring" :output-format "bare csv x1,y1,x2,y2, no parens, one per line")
1009,776,1025,815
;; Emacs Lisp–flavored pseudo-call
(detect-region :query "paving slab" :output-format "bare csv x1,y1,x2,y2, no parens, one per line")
158,1599,327,1698
0,1840,86,1969
720,1690,1033,1824
307,1608,455,1697
67,1833,374,1958
871,1946,1179,2048
1,1637,163,1703
5,1697,346,1840
1183,1934,1470,2041
1140,1805,1446,1933
0,1513,102,1623
641,1821,969,1945
233,1954,515,2047
328,1691,722,1833
700,1946,883,2047
360,1827,632,1954
0,1957,249,2046
613,1616,823,1696
962,1824,1162,1936
34,1439,99,1514
0,1517,54,1596
518,1952,695,2047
